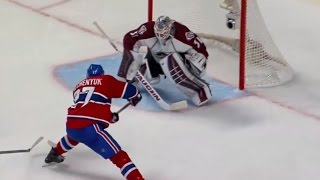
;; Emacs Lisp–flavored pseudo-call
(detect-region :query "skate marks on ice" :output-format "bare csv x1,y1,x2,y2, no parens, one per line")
53,54,249,111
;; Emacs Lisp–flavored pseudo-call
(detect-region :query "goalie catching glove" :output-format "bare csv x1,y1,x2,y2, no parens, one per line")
185,53,207,77
128,92,142,106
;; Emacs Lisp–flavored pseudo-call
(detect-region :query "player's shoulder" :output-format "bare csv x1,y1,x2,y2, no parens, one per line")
141,21,155,29
172,21,197,42
173,21,190,32
135,21,156,38
100,74,116,80
101,74,127,83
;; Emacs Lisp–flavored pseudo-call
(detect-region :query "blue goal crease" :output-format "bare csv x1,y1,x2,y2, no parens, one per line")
53,54,249,111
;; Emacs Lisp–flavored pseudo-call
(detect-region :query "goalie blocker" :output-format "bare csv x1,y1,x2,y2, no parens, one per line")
118,49,212,106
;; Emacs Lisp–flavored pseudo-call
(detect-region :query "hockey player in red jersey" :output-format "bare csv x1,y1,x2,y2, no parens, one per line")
118,15,212,106
45,64,144,180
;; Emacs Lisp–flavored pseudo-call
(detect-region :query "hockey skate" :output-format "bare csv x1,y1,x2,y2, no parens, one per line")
44,148,64,164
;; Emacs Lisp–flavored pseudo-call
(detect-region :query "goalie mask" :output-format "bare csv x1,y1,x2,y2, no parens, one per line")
154,16,175,43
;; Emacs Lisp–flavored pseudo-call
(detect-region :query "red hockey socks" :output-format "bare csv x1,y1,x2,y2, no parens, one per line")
54,135,79,155
110,150,144,180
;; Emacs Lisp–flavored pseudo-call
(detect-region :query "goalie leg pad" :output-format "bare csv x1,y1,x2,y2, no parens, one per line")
159,53,212,106
117,49,145,81
118,49,134,79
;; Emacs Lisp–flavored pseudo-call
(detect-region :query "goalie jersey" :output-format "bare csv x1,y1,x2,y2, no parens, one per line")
66,75,138,129
123,21,208,62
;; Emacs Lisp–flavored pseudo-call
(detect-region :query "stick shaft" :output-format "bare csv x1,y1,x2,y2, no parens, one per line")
116,103,131,114
93,21,119,52
0,149,30,154
0,136,43,155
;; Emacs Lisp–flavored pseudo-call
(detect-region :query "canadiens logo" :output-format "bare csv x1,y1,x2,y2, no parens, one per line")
185,31,195,41
138,25,147,35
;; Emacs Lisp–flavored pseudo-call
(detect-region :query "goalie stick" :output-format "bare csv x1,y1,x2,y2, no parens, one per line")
0,136,44,154
92,21,188,111
135,71,188,110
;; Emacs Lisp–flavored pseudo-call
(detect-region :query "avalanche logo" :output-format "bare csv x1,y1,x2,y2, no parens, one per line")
138,25,147,35
185,31,195,41
53,54,249,111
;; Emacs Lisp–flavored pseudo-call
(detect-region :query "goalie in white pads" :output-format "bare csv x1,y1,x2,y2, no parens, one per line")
118,15,212,106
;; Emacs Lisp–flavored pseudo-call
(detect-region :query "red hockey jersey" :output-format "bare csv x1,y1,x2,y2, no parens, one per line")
66,75,138,129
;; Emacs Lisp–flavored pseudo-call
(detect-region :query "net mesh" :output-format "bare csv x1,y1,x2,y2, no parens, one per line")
151,0,293,88
244,0,293,87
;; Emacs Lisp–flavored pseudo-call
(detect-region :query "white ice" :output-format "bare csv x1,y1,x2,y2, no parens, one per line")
1,0,320,179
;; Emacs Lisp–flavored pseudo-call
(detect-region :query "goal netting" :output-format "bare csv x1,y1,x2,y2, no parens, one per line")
148,0,294,89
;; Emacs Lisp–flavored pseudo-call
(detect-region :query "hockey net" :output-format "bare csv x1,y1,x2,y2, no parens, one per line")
148,0,294,89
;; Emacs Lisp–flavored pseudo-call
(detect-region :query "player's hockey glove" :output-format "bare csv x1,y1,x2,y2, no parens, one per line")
128,92,142,106
111,112,119,123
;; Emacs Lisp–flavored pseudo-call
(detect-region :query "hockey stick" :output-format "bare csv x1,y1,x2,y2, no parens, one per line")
116,102,131,114
93,21,188,110
93,21,120,52
135,71,188,110
0,136,44,154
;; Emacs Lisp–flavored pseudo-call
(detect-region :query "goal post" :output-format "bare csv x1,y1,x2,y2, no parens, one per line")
147,0,294,90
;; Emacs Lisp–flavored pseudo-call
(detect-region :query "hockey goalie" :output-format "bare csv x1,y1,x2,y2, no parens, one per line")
117,15,212,106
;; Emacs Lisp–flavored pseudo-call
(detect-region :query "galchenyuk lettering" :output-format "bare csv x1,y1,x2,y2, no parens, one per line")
76,79,102,89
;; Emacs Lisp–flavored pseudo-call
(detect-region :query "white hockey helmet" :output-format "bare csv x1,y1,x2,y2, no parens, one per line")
154,15,174,41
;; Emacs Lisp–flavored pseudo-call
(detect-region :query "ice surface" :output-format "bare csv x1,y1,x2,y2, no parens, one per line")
1,0,320,179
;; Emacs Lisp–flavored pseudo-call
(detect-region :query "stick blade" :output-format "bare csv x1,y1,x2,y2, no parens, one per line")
30,136,44,150
0,136,44,154
168,100,188,111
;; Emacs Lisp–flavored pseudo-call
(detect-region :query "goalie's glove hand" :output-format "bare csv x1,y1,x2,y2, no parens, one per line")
185,53,207,76
111,112,119,123
128,92,142,106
